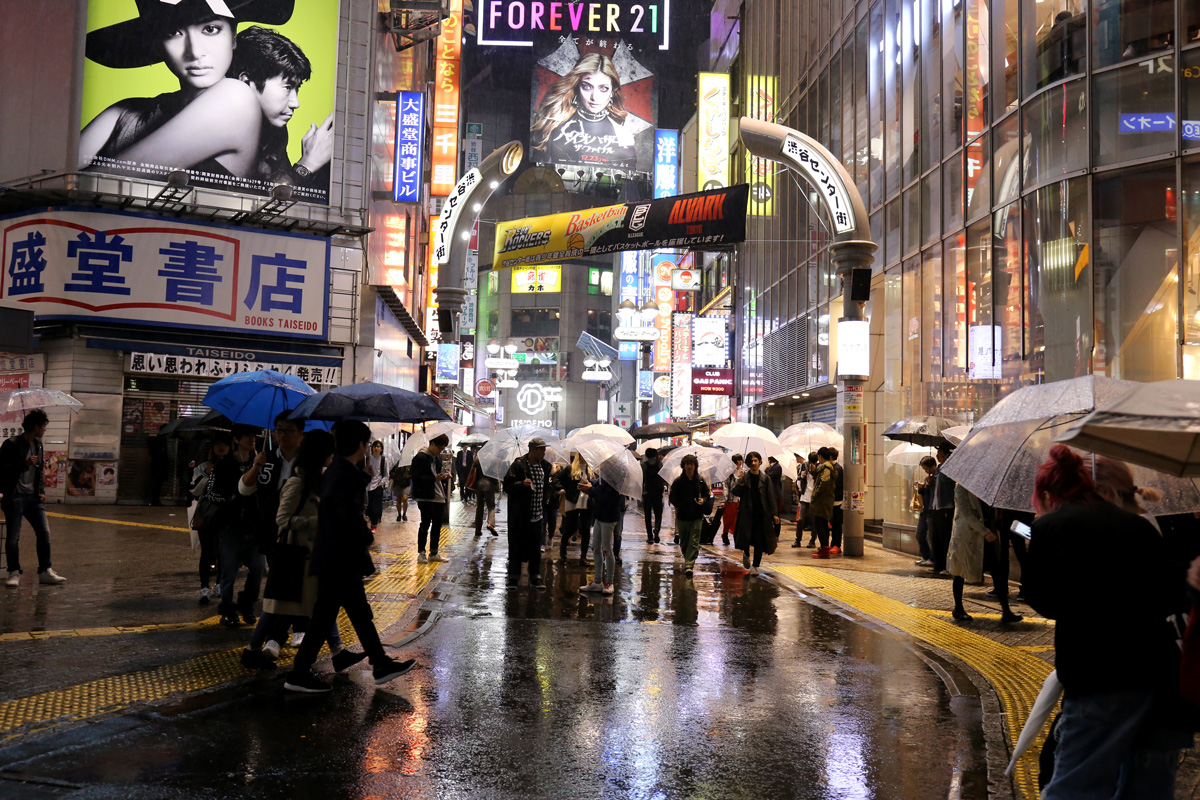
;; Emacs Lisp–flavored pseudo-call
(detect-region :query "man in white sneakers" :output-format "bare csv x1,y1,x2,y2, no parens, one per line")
1,410,66,587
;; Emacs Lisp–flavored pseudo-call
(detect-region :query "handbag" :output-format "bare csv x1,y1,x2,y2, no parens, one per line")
910,492,924,513
263,542,308,602
190,496,220,531
465,464,477,491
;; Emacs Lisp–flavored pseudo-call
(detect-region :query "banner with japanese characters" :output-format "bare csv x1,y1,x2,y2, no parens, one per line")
1,209,330,340
79,0,340,205
128,353,341,385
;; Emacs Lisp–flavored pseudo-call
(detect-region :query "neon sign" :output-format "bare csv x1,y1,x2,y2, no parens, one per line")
478,1,671,49
393,92,424,203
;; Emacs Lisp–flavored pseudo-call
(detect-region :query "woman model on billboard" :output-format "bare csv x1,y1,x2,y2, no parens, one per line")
78,0,294,178
531,53,637,169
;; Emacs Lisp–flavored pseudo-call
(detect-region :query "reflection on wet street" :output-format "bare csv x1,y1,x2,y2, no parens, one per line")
4,523,989,800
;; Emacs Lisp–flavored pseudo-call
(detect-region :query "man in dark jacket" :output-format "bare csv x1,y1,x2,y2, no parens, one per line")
207,425,267,627
641,448,665,543
668,454,711,577
503,438,552,589
1,410,65,586
410,434,451,563
284,420,415,693
455,445,474,502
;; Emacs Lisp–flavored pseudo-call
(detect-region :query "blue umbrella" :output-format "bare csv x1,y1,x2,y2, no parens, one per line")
290,381,451,423
202,370,317,429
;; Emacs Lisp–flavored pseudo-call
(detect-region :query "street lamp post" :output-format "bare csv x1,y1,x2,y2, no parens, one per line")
739,117,877,558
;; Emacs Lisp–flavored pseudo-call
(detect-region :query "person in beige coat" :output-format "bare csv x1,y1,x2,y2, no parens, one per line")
946,484,1021,623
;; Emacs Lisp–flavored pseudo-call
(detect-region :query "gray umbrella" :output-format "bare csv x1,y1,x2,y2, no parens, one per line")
971,374,1134,428
882,415,958,447
1056,380,1200,477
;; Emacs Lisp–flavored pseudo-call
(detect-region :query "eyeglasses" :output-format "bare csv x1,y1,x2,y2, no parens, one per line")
274,427,302,435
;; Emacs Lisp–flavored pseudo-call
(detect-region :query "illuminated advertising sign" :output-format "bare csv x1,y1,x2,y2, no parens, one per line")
432,0,463,195
79,0,340,204
436,343,460,384
745,75,777,215
691,317,728,366
380,214,408,286
691,367,734,395
394,91,425,203
618,341,639,360
671,269,700,291
511,265,562,293
492,185,749,269
671,312,692,418
652,312,671,371
478,1,672,49
638,370,653,399
653,129,679,198
619,250,639,304
697,72,730,190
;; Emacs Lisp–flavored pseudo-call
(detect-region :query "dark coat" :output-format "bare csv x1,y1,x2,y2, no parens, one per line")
588,477,623,524
559,468,591,504
765,462,784,510
310,456,374,578
206,453,255,532
503,455,553,523
668,473,711,522
0,434,44,498
410,448,443,501
641,457,665,497
732,470,778,550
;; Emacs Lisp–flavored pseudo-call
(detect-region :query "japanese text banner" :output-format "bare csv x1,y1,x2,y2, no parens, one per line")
2,209,330,340
492,184,749,269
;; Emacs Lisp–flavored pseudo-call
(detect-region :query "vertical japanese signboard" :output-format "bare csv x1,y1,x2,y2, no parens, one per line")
394,92,425,203
697,72,730,190
2,209,329,339
432,0,462,196
653,129,679,198
435,342,460,383
671,312,692,419
79,0,340,204
651,251,674,372
745,75,777,215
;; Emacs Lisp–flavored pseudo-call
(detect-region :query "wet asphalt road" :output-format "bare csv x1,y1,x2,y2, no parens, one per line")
0,522,989,800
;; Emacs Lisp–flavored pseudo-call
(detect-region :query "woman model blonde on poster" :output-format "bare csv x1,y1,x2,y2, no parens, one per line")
530,53,637,168
78,0,294,177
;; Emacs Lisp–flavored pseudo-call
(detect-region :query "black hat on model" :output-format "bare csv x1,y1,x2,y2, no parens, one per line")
87,0,295,69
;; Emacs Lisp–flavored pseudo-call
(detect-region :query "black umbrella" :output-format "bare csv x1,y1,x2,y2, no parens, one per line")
159,411,232,438
290,381,451,423
882,415,958,447
630,422,690,440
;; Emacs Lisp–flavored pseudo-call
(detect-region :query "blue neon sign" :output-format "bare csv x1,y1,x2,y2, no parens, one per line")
394,92,425,203
653,129,679,199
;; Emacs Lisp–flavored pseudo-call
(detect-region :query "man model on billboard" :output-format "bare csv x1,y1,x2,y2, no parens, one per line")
79,0,296,179
531,54,637,170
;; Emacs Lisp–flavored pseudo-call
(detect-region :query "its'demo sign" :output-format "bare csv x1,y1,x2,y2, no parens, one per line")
478,1,671,49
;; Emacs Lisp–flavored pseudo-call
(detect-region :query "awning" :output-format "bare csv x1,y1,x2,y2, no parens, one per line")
375,285,429,347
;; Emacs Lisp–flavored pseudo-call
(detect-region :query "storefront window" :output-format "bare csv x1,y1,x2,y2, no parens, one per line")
1094,0,1175,69
1093,57,1176,168
943,0,964,154
920,0,943,173
886,198,903,266
993,113,1021,205
966,219,995,379
882,265,909,527
994,201,1027,381
1189,7,1200,48
923,167,942,244
870,0,885,210
945,149,964,231
902,256,922,388
1094,164,1179,382
855,17,871,198
512,307,560,337
1023,79,1088,186
1023,0,1085,93
1023,178,1091,381
904,185,922,255
964,0,990,139
993,0,1019,117
1183,158,1200,376
965,130,991,220
944,233,968,380
901,0,919,184
884,0,902,197
922,246,944,385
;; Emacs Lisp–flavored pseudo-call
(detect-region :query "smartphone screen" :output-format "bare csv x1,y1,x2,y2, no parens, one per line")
1010,520,1032,540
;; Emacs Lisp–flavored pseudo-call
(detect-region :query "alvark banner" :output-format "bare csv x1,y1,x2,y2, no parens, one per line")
492,185,749,269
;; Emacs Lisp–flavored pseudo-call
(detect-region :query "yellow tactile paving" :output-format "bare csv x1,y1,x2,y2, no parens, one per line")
45,512,190,533
0,616,223,643
0,525,465,742
772,565,1053,800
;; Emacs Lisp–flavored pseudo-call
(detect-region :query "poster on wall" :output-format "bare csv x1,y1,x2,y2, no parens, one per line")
0,374,35,438
528,30,660,178
43,452,67,490
67,459,97,497
121,397,144,435
78,0,341,204
143,399,170,434
98,462,118,487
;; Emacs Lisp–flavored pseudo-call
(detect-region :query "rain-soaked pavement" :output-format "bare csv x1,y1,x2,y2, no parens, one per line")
0,505,991,799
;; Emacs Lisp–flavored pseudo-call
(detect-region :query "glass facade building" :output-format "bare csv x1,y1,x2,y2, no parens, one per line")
730,0,1200,535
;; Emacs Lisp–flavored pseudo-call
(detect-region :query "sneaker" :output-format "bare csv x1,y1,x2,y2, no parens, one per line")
429,553,447,562
532,579,547,591
602,583,614,595
5,571,19,587
805,538,817,548
240,610,257,627
332,648,369,672
581,581,604,592
811,547,832,559
646,536,654,544
791,541,803,548
290,632,305,647
262,640,281,660
284,670,332,694
417,552,428,564
220,614,242,628
373,658,416,685
240,648,277,670
829,546,842,555
742,556,751,570
915,559,934,566
749,567,759,576
38,569,67,585
198,587,211,605
506,581,519,590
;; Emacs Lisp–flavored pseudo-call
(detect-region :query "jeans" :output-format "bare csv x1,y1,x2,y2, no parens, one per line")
560,509,591,560
1044,692,1191,800
794,502,810,541
417,500,445,554
3,493,52,574
592,520,616,584
676,518,702,569
642,493,663,540
292,572,386,672
217,529,265,615
507,518,542,584
914,511,933,561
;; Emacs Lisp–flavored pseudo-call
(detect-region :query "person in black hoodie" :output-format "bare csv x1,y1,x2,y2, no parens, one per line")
283,420,415,693
641,448,666,544
668,453,711,578
503,438,553,589
1024,445,1191,799
206,425,267,627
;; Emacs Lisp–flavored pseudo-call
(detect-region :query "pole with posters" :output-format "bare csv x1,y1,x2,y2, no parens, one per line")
739,117,876,558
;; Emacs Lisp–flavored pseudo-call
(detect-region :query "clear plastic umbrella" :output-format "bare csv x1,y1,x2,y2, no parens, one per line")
0,388,83,415
396,422,466,466
778,421,841,455
886,442,937,466
571,423,635,445
475,427,568,480
459,433,490,446
636,438,669,455
573,437,643,498
942,425,972,446
660,445,738,486
711,422,782,458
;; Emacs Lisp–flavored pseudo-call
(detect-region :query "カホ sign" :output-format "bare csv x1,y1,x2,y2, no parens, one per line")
2,209,330,340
